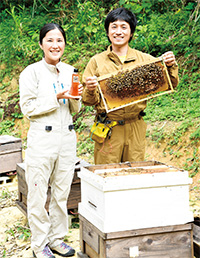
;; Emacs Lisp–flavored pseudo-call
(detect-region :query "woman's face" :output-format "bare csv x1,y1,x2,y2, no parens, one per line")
39,28,65,65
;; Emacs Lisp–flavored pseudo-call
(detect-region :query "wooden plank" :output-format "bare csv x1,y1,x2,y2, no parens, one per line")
0,151,22,173
82,218,99,254
79,214,106,239
106,224,193,240
106,229,193,258
86,160,163,173
0,135,22,152
16,200,27,216
67,183,81,210
79,219,84,253
99,237,106,258
193,223,200,258
85,243,99,258
77,252,89,258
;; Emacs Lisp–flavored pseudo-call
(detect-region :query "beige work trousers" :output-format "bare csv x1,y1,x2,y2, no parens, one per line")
25,123,76,253
94,118,147,164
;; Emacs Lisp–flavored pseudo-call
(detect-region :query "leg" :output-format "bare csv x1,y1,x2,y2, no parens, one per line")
48,129,77,247
122,118,147,162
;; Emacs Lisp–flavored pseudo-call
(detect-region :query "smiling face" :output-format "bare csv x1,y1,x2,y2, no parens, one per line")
108,20,132,49
39,28,65,65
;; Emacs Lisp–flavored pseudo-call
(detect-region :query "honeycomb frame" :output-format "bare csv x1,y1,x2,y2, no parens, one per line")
97,57,174,113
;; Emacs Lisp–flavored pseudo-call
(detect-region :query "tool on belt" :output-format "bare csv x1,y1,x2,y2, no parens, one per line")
90,111,145,143
90,113,115,143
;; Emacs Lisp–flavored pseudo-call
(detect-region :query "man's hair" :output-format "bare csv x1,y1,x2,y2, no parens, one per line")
104,7,137,42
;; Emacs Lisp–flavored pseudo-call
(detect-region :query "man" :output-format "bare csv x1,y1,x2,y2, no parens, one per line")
82,7,179,165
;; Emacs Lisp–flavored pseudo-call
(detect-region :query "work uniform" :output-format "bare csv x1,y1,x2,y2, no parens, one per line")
19,59,80,253
82,46,179,164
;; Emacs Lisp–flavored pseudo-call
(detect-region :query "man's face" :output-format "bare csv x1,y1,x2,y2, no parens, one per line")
108,19,132,48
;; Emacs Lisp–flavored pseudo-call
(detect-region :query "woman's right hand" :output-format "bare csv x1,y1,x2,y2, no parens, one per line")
85,76,98,91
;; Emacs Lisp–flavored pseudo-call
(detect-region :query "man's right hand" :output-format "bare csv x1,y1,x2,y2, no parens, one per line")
85,76,98,91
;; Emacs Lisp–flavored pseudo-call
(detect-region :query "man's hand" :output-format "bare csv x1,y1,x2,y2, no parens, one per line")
85,76,98,91
162,51,176,67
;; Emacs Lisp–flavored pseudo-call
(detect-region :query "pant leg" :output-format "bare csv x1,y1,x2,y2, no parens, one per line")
122,118,147,162
94,124,125,164
94,118,147,164
48,129,77,247
25,127,59,253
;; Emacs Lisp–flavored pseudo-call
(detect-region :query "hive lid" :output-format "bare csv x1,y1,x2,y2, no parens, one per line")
79,165,192,192
97,57,174,113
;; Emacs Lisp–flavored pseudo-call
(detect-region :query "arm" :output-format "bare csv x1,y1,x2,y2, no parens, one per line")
19,66,59,118
82,57,101,106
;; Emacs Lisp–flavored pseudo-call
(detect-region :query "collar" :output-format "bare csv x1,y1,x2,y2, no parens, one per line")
107,45,136,64
42,58,62,73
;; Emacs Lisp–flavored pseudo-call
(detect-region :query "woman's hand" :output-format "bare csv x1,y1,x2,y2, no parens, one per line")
57,90,69,100
57,83,83,100
85,76,98,91
162,51,176,67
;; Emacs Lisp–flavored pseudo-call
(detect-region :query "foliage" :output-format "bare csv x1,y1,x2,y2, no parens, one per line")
184,148,200,177
144,71,200,122
0,0,199,176
0,120,15,135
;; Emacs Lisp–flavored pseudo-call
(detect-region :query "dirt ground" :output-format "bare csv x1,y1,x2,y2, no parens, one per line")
1,121,200,257
0,181,80,258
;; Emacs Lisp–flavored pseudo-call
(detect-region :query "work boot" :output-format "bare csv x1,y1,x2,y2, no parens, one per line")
51,242,75,257
33,245,55,258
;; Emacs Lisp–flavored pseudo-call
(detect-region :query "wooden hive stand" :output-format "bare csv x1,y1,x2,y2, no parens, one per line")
78,214,194,258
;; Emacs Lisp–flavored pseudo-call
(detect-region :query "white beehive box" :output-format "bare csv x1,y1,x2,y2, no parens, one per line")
78,161,193,233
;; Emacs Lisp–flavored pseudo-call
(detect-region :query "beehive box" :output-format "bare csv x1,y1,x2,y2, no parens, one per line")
78,214,193,258
98,57,174,113
78,161,193,233
16,159,90,216
0,135,22,174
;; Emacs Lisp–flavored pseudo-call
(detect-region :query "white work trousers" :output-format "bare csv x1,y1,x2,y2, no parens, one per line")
25,123,76,253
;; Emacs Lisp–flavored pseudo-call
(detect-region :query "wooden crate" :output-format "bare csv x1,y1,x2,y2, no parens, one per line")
78,214,194,258
0,135,22,174
16,159,90,216
97,57,174,113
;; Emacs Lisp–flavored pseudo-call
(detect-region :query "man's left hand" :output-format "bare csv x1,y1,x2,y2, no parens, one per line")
162,51,176,67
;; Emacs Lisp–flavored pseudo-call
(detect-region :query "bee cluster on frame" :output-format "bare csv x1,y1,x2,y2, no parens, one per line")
105,63,165,99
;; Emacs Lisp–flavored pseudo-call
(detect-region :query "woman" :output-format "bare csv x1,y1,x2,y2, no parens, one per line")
19,23,82,258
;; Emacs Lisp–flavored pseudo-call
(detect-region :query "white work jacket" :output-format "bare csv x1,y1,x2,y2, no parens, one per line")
19,58,80,126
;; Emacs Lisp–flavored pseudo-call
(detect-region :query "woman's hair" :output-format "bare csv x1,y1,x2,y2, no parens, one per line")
104,7,137,42
39,23,66,44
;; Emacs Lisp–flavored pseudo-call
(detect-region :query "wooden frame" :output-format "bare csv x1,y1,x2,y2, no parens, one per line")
97,57,174,113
